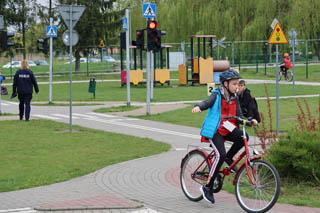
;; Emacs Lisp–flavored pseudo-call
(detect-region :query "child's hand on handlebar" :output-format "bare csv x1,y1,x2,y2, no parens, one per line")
192,106,201,113
250,119,258,126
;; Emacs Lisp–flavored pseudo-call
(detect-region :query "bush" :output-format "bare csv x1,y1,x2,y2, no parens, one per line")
265,130,320,185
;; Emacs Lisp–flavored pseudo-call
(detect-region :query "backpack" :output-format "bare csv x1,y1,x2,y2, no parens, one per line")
249,97,261,123
1,86,8,95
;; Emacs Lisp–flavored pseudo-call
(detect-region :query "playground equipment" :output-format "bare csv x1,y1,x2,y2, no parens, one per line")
120,45,172,87
178,35,230,85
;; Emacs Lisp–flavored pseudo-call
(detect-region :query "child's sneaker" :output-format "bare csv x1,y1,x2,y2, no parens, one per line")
200,185,215,204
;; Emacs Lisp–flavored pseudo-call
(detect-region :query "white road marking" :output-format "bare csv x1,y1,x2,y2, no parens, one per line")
33,114,61,120
51,113,79,119
88,112,117,118
129,208,161,213
0,207,37,213
82,113,200,139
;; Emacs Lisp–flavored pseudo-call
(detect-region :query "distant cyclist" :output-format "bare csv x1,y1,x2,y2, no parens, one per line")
192,70,258,204
280,53,292,76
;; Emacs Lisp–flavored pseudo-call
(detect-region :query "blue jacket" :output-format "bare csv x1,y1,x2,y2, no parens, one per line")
13,69,39,95
200,88,221,138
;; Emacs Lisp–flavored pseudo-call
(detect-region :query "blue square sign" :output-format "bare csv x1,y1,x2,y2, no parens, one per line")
143,3,156,18
46,26,57,37
122,18,128,31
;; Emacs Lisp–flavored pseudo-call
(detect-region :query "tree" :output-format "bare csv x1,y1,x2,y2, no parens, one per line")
56,0,125,72
4,0,37,59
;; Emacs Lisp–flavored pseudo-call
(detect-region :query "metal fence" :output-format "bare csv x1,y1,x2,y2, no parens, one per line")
1,39,320,78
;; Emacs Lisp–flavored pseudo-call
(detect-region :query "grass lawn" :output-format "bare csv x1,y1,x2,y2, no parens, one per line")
132,96,319,134
0,119,170,192
239,64,320,82
93,105,141,113
1,81,319,103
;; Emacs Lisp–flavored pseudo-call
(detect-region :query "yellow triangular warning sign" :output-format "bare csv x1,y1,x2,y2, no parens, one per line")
268,23,288,44
99,40,105,48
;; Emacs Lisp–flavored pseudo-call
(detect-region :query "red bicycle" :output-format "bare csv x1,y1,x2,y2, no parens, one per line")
180,116,280,213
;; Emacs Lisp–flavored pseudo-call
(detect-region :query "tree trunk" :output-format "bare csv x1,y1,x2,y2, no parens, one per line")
75,50,81,72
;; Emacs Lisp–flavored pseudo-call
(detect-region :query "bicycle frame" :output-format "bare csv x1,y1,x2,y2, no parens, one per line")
185,117,260,187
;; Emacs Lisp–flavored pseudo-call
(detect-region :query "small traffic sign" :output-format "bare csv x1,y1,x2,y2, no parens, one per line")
289,28,297,38
143,3,156,18
122,17,128,31
62,30,79,46
58,5,86,30
271,18,279,29
99,40,105,48
46,26,57,37
268,23,288,44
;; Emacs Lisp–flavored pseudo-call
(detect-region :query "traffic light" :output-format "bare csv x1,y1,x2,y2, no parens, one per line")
135,29,144,50
119,32,126,49
1,31,15,51
147,20,166,52
37,38,48,55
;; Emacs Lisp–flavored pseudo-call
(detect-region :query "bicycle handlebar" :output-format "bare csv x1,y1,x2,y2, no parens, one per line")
224,116,252,124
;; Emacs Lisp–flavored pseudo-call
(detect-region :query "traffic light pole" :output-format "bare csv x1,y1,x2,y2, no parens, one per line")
49,17,53,103
125,8,131,106
150,51,154,100
146,51,151,115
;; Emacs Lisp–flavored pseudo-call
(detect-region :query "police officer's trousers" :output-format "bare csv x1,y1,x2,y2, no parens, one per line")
18,93,32,121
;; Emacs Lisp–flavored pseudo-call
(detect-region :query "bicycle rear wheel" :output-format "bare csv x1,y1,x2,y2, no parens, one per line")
235,159,280,213
286,71,293,82
180,150,210,201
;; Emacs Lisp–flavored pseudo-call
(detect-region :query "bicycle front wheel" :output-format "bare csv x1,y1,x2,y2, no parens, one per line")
278,71,283,81
286,71,293,82
180,150,210,201
235,159,280,213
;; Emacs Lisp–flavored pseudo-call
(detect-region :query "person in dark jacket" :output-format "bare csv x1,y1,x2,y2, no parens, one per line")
12,60,39,121
238,80,261,123
238,80,252,118
192,70,258,204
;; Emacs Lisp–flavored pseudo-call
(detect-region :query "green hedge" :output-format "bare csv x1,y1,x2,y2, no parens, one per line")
266,130,320,185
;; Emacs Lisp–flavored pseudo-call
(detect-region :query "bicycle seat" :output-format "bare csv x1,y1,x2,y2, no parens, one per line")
201,136,210,143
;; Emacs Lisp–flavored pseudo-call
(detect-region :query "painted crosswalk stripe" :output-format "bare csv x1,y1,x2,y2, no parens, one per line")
33,114,60,120
1,103,9,106
88,112,117,118
129,208,161,213
51,114,79,119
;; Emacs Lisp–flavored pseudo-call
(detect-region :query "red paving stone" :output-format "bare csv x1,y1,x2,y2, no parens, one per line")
38,194,141,210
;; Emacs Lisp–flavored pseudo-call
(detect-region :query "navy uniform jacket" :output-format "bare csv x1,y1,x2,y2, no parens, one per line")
13,69,39,95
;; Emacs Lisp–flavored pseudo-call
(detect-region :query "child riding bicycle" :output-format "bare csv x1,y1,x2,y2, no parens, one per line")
192,70,258,204
280,53,292,77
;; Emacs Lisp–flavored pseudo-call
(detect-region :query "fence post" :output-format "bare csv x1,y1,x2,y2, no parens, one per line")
264,49,267,75
86,52,89,76
238,48,240,71
256,48,258,73
232,42,234,66
305,40,308,79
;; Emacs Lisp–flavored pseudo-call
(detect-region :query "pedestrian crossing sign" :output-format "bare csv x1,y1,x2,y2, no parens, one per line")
46,26,57,37
143,3,156,18
268,23,288,44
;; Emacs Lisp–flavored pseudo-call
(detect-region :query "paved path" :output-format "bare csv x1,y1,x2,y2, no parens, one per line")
1,97,320,213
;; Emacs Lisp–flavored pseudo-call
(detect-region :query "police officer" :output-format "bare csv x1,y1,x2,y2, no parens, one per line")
11,60,39,121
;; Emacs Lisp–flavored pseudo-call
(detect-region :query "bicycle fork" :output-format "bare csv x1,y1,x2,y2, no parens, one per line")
242,122,257,186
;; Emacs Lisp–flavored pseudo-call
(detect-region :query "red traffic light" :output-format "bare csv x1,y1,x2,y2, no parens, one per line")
147,21,157,30
136,31,142,39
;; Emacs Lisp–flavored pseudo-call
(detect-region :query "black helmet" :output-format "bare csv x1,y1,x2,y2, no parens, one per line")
219,70,241,84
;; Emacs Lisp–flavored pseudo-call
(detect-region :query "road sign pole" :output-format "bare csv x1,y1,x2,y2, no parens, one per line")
146,51,151,115
69,5,73,132
276,44,279,135
49,17,53,103
0,82,2,115
125,8,131,106
292,38,295,95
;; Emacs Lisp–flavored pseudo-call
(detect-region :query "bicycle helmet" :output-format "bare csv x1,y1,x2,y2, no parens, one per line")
219,70,241,84
284,53,289,57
